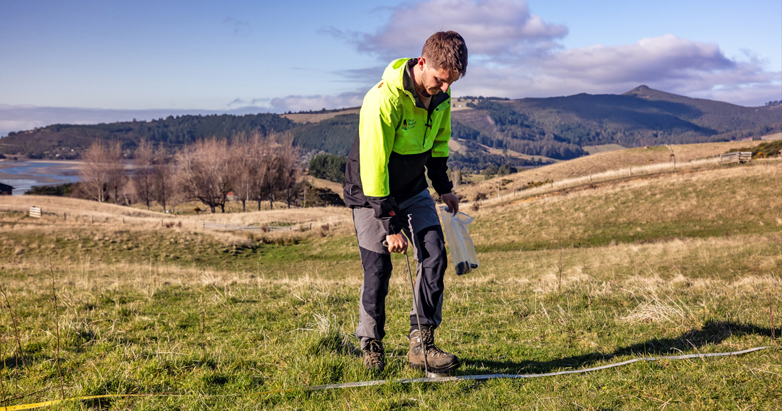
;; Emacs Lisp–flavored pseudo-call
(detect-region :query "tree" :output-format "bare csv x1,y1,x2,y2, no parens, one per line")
308,153,346,183
498,164,517,176
482,164,499,180
230,132,264,212
273,143,301,208
253,132,295,210
106,141,127,204
132,139,154,210
79,141,111,202
152,145,175,212
176,139,233,213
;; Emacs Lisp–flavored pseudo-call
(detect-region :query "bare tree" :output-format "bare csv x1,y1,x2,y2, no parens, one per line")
256,132,299,210
230,132,262,212
251,134,274,211
79,141,111,202
176,138,232,213
106,141,126,204
152,145,175,212
132,139,154,210
274,143,301,209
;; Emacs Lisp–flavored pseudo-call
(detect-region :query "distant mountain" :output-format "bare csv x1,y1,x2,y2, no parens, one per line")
1,86,779,168
452,85,781,160
0,113,294,159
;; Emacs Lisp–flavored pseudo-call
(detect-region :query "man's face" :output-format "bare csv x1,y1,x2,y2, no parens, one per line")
418,59,457,97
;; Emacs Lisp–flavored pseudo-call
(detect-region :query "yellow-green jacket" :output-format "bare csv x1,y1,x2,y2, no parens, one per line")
344,58,453,234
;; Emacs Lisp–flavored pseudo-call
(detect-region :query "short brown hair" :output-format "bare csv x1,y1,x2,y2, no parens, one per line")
422,31,468,81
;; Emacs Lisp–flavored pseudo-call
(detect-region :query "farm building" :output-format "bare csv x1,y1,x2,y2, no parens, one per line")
0,182,14,195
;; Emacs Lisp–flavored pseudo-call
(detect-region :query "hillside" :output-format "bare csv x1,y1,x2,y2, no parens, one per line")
0,113,295,159
452,86,781,160
2,150,780,409
1,86,779,169
456,140,765,202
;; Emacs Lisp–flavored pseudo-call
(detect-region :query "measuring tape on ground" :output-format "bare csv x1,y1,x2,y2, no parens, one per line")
2,346,776,410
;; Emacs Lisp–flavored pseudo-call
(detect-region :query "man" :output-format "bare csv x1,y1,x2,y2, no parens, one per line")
343,31,468,373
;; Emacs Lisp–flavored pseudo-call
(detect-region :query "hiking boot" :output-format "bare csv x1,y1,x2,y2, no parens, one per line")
362,339,385,371
408,327,461,374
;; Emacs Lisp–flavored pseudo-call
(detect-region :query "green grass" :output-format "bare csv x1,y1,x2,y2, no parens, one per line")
472,161,782,255
3,254,780,409
2,161,781,410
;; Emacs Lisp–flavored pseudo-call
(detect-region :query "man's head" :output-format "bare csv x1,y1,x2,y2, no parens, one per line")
414,31,468,97
422,31,468,82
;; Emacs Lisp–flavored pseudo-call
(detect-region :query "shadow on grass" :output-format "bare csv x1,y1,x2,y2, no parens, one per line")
464,320,777,375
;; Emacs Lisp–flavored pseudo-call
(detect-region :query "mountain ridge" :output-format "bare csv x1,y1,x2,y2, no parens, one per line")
1,86,779,168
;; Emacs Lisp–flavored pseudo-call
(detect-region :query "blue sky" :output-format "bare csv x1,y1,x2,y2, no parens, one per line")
1,0,780,136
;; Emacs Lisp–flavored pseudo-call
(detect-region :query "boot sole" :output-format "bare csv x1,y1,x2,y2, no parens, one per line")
409,359,461,374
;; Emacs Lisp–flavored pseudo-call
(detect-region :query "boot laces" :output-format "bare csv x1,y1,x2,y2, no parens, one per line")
419,328,448,358
364,340,384,366
366,339,384,353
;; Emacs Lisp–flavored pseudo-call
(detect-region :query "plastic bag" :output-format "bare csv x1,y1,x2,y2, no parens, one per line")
440,206,479,275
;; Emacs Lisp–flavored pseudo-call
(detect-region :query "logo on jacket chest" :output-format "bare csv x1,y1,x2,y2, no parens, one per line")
401,119,417,131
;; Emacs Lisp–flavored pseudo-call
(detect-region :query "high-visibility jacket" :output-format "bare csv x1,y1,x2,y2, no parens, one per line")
344,58,453,235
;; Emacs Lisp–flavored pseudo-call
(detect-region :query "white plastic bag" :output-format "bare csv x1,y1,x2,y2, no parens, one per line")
440,206,479,275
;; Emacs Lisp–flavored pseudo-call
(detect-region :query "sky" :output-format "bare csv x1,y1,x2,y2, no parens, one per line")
1,0,780,136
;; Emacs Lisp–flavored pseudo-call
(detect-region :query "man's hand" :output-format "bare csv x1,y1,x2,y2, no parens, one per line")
441,192,460,214
385,233,408,254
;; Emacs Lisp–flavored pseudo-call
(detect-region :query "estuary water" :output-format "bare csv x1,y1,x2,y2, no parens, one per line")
0,160,82,195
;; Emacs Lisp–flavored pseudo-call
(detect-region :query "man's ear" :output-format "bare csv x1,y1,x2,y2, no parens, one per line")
417,57,426,70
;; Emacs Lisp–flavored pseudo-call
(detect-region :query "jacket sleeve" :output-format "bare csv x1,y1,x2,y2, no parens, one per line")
427,101,453,196
359,86,405,235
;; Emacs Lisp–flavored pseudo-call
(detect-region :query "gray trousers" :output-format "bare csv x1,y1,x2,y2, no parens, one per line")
352,190,447,349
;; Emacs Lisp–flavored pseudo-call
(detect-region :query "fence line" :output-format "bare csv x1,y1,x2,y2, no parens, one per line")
481,155,782,208
719,151,752,163
202,222,313,232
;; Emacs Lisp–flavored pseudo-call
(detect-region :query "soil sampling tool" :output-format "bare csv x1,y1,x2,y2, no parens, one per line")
387,233,449,379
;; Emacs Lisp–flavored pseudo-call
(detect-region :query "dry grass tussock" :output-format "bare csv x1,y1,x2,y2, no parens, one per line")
457,140,766,203
622,295,697,327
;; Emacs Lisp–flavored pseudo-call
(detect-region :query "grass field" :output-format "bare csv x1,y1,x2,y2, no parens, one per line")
457,140,766,202
1,148,780,409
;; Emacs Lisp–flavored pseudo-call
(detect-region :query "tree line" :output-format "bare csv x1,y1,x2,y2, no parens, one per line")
77,132,302,213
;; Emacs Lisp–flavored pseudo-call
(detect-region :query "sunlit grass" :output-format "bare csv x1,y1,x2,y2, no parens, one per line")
1,156,780,409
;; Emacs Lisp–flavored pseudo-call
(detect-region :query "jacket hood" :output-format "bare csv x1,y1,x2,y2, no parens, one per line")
381,58,412,91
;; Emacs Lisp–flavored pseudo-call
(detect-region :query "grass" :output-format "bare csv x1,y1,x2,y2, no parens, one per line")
1,154,781,409
469,159,782,258
458,140,767,202
281,108,361,124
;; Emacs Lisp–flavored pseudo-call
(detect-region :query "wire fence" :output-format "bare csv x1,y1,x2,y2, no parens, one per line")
202,222,313,232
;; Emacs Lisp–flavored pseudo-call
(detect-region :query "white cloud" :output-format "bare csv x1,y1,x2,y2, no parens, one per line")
333,0,780,107
268,92,364,113
451,34,781,106
227,98,247,106
341,0,567,61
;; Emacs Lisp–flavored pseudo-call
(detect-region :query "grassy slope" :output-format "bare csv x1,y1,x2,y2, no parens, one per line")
457,140,765,201
1,157,781,409
282,108,361,124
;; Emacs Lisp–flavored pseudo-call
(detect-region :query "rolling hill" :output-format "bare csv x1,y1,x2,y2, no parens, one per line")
1,86,779,169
